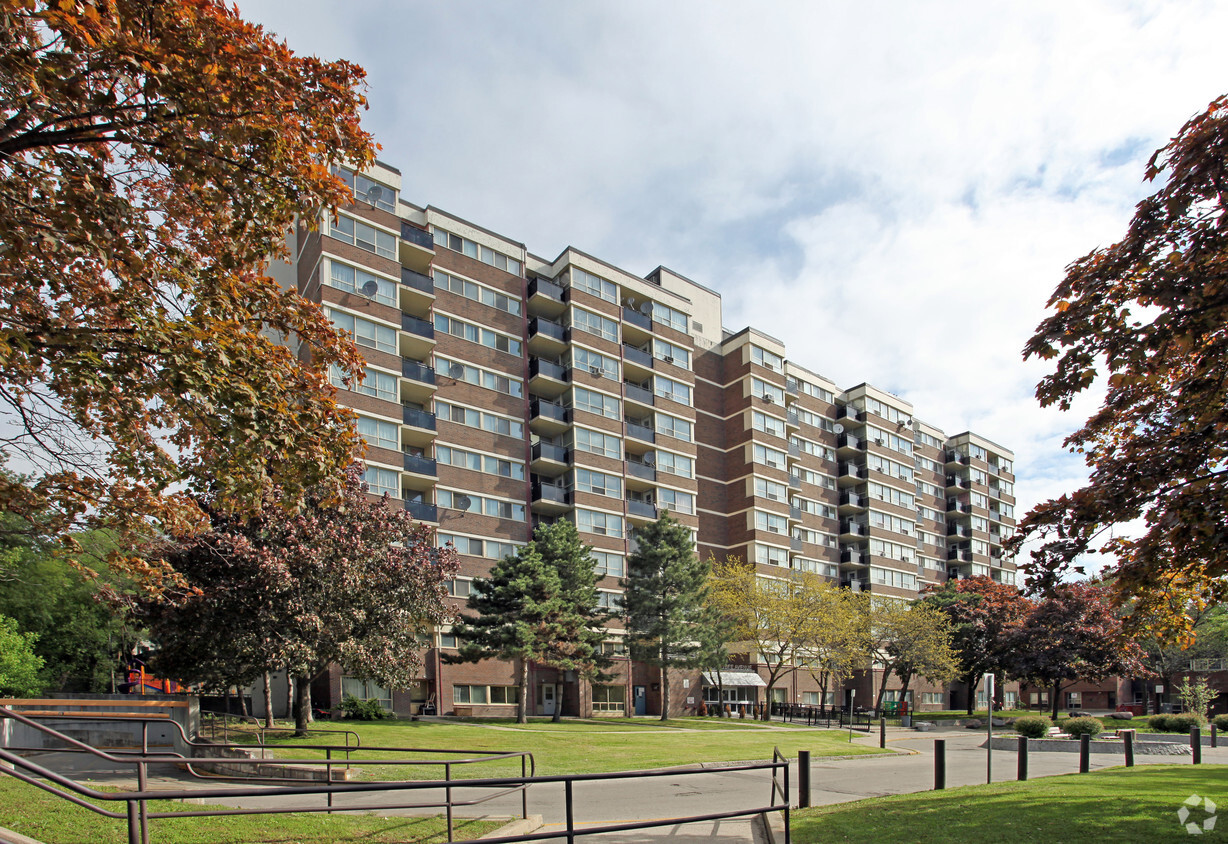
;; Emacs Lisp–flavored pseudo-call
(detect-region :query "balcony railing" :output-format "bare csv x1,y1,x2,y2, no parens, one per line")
401,313,434,339
529,358,569,382
530,400,569,424
402,453,437,476
400,223,435,251
622,307,652,331
400,267,434,295
837,433,862,451
836,406,864,422
839,491,863,508
532,483,570,505
529,317,568,343
623,345,653,368
626,461,656,481
401,359,436,385
528,276,565,303
404,499,438,522
788,474,802,489
531,442,570,464
626,422,655,443
402,407,437,430
790,537,803,551
840,521,865,536
624,382,654,406
627,499,657,519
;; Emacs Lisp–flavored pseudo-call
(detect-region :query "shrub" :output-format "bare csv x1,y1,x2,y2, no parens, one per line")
1063,717,1103,738
1167,713,1207,734
1014,715,1053,738
1147,714,1172,732
1213,714,1228,732
340,694,388,721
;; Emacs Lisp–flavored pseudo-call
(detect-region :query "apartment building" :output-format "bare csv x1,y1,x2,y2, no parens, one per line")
274,159,1018,718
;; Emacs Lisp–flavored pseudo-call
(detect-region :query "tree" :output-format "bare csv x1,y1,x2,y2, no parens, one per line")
0,614,43,697
0,0,375,589
1002,582,1147,720
921,576,1029,714
1017,92,1228,634
622,514,712,721
1175,675,1217,721
141,466,457,734
794,585,868,710
707,555,827,719
867,599,957,712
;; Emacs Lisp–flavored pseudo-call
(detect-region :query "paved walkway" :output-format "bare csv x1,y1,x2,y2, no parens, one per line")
7,724,1225,843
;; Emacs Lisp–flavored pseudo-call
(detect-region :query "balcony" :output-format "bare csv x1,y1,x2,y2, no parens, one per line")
837,462,864,486
841,577,866,592
837,433,863,454
529,357,569,399
839,520,865,538
788,505,803,523
531,482,571,515
838,491,865,512
836,405,865,423
841,548,867,566
530,400,570,437
527,318,567,357
626,421,655,443
625,460,656,489
400,358,436,403
947,524,972,539
527,277,567,318
788,474,802,490
530,441,570,477
404,499,438,523
401,406,437,449
399,267,436,315
622,344,653,375
945,474,971,491
947,499,973,514
400,267,434,296
786,410,800,430
626,499,657,522
400,313,435,359
790,536,804,551
622,306,652,332
399,222,434,273
946,450,971,466
948,548,973,563
624,382,655,408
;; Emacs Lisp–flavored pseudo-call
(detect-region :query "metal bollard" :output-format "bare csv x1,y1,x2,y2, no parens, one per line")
1212,724,1218,748
880,717,886,749
798,750,811,808
1017,735,1028,781
1124,729,1135,767
1192,727,1202,765
1079,734,1090,773
935,739,946,790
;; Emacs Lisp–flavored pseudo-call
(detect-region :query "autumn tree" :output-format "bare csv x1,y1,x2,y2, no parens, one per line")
795,585,868,710
0,0,375,589
707,556,827,719
921,576,1029,714
1017,92,1228,635
623,514,712,721
1002,582,1147,720
142,466,456,734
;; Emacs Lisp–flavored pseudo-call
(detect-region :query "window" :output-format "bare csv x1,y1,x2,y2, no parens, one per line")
652,302,688,334
915,430,943,449
755,511,788,534
794,467,837,490
438,533,521,560
751,377,786,405
752,410,786,438
653,339,691,369
861,396,912,427
575,509,624,538
453,685,519,705
869,509,914,536
333,166,398,212
598,640,628,656
749,344,784,372
871,566,918,590
575,468,622,498
435,401,524,439
363,466,399,498
327,213,396,259
445,578,472,598
793,406,834,432
788,377,835,403
433,269,521,315
433,227,522,275
572,347,619,380
754,543,789,566
922,692,944,706
341,677,392,710
655,412,693,442
868,482,915,510
328,309,397,355
357,416,399,451
592,685,625,712
569,267,618,303
436,444,525,480
436,356,523,398
868,426,914,456
795,497,836,519
331,365,397,403
438,489,526,521
572,427,622,460
869,538,915,564
435,313,521,355
592,550,625,578
755,477,789,502
571,386,621,419
329,260,397,306
792,436,836,462
657,488,695,515
752,443,788,469
795,558,839,577
654,375,692,406
571,307,619,342
655,450,694,479
596,589,623,609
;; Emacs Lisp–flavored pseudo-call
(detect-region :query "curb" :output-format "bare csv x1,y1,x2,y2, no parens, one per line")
0,826,44,844
479,814,543,840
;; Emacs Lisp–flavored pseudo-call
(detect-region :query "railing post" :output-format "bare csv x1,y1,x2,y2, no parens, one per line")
137,759,149,844
127,801,140,844
1079,734,1090,773
1017,735,1028,781
565,779,576,844
1124,729,1135,767
1192,727,1202,765
784,755,791,844
326,748,333,813
934,739,946,790
797,750,811,808
445,762,454,842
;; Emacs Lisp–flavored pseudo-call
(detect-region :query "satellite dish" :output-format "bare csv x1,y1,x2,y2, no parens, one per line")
365,184,383,204
642,454,655,466
638,301,653,315
360,279,380,298
454,494,473,511
626,296,637,309
833,423,845,434
448,363,465,379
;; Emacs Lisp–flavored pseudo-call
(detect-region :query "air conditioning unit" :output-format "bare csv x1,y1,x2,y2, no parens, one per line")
663,356,675,364
763,394,775,403
589,365,602,376
766,460,779,469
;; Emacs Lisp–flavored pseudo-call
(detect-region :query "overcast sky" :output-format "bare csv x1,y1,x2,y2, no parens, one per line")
237,0,1228,545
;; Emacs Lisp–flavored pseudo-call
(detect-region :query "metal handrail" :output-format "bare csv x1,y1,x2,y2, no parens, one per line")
771,746,792,844
200,708,363,754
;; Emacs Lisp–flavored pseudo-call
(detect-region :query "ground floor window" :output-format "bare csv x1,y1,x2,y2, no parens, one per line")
770,688,787,704
1004,691,1018,708
1030,692,1049,706
882,690,913,705
802,691,819,706
1066,691,1081,708
454,685,518,705
921,692,944,706
341,678,392,710
704,687,757,706
592,684,625,713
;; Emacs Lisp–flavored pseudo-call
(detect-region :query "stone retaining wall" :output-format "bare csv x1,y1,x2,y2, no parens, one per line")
984,735,1191,755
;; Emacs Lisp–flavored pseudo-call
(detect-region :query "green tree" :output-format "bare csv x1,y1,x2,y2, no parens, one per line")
0,614,44,697
622,513,712,721
870,599,958,711
1017,92,1228,634
0,0,374,591
795,585,869,710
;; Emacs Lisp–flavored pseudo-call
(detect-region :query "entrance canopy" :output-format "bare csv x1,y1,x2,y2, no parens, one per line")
701,670,767,688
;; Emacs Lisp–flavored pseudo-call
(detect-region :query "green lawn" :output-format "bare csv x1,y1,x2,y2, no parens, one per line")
792,764,1228,843
0,776,499,844
231,716,885,780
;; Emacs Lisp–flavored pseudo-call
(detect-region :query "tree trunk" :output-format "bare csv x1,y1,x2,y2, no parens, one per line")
516,658,529,724
285,668,294,722
293,673,313,736
238,686,249,717
659,664,669,721
552,680,563,723
223,686,232,716
263,671,274,729
965,676,976,715
898,671,913,709
1050,681,1061,720
874,665,893,712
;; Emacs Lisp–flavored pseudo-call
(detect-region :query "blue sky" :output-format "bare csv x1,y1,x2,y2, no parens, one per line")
238,0,1228,544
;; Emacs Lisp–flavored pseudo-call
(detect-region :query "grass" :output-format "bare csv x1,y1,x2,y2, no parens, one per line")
0,776,500,844
218,716,887,780
791,764,1228,843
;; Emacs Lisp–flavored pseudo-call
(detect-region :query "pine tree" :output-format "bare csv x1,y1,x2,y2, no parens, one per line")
622,513,712,721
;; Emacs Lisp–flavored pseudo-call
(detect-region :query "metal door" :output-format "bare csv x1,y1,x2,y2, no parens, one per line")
633,685,647,716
